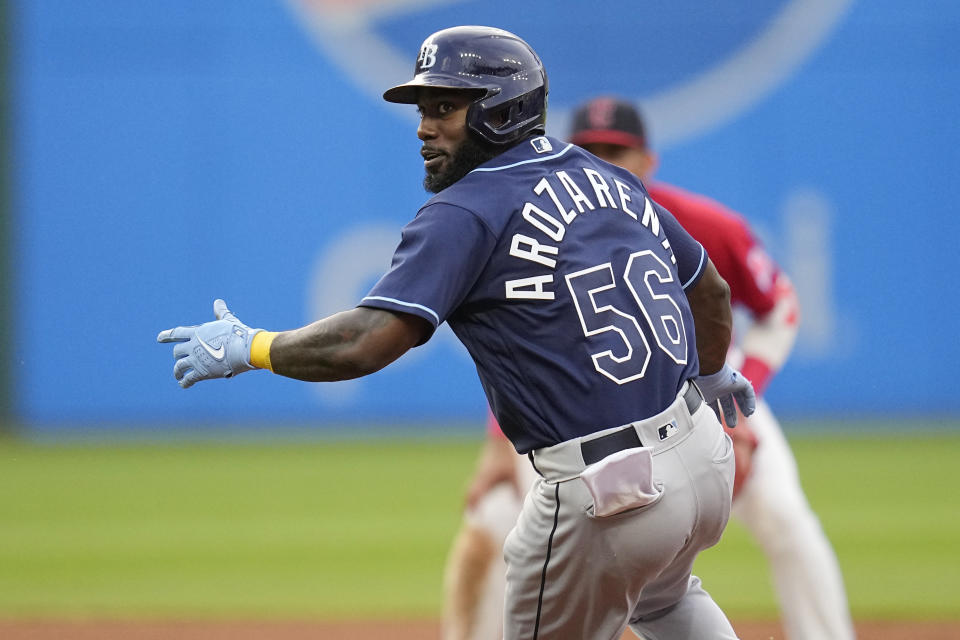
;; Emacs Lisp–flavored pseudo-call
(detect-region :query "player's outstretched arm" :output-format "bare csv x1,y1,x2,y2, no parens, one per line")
684,260,756,425
157,299,431,388
269,306,430,382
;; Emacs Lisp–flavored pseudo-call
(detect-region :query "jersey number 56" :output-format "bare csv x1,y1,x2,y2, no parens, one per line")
565,250,688,384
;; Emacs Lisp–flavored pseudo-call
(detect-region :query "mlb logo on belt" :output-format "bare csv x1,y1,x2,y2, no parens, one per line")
658,420,679,441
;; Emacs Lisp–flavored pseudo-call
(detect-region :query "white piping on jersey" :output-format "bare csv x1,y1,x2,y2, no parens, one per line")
361,295,440,325
681,243,707,290
470,143,575,173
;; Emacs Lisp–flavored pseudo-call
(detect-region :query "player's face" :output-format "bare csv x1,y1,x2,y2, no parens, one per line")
582,143,658,182
416,89,499,193
417,90,471,168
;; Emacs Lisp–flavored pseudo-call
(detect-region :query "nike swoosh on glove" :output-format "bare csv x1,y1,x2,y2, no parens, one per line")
157,299,262,389
693,363,757,427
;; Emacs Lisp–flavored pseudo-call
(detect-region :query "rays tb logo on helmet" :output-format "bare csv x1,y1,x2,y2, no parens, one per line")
417,42,438,70
383,26,549,146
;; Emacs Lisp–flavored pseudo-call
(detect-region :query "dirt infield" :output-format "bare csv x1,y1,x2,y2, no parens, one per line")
1,619,958,639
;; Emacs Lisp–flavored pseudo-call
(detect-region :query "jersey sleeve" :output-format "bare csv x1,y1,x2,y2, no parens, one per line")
360,202,496,341
652,198,707,290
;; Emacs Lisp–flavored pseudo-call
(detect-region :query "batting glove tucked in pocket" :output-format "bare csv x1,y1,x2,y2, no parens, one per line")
580,447,663,517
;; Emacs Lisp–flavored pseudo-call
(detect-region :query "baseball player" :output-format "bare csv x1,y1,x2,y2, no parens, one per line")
158,27,756,639
442,97,854,640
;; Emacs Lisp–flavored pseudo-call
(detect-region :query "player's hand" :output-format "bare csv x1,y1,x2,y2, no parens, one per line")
694,363,756,427
157,299,262,389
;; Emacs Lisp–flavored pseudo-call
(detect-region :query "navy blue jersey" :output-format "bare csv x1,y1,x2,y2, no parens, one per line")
363,136,706,453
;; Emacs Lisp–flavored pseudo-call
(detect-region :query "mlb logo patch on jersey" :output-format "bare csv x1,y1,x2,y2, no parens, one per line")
530,136,553,153
658,420,679,441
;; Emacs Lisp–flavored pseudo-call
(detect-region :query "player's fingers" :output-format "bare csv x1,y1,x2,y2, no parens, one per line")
719,395,738,427
172,341,193,360
736,388,757,417
173,357,194,382
178,369,202,389
157,326,197,343
213,298,236,322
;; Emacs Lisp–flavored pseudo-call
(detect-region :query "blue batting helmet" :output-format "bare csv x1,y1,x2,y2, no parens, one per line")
383,26,548,146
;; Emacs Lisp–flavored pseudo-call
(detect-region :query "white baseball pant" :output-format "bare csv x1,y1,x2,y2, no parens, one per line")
502,383,738,640
455,398,854,640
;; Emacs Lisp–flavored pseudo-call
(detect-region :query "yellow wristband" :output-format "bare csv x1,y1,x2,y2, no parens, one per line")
249,331,278,372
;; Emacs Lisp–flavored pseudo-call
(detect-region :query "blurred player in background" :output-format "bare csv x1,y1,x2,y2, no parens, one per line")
442,97,855,640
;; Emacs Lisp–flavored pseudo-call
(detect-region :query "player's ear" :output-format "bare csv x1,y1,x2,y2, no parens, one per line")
640,150,659,181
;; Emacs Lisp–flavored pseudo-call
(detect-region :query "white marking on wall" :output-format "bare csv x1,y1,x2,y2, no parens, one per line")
285,0,854,149
782,188,842,358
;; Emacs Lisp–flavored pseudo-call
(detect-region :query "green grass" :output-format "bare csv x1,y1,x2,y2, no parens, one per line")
0,427,958,620
0,437,479,618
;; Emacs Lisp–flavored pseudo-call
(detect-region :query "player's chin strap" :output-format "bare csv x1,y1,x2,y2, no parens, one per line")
693,363,756,427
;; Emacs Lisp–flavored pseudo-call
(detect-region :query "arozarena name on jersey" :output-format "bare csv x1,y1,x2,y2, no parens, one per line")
506,168,673,300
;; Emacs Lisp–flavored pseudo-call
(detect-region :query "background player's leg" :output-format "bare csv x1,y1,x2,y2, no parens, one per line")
442,456,538,640
442,524,501,640
732,399,855,640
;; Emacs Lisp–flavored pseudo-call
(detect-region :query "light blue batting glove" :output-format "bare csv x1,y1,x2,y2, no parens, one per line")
694,363,757,427
157,299,262,389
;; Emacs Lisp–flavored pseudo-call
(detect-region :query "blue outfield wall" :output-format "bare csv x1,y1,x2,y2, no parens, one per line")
10,1,960,431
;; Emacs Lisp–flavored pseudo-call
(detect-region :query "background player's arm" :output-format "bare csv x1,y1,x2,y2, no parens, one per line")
268,307,432,381
685,258,733,375
738,272,800,395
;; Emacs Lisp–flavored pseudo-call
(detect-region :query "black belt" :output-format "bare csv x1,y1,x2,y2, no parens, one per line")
580,382,703,465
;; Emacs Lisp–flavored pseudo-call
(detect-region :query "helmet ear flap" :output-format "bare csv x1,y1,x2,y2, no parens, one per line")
490,104,512,129
468,85,548,145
